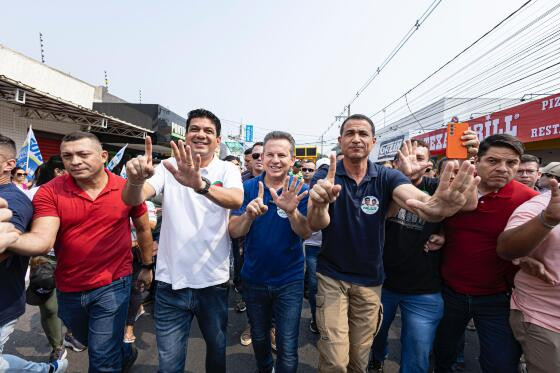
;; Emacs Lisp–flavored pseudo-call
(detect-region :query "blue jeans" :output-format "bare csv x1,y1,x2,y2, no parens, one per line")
57,275,132,373
305,245,320,323
244,280,304,373
0,319,53,372
371,288,443,372
154,281,228,373
434,286,521,373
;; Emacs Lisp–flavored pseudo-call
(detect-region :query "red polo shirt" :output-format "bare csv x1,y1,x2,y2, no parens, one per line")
442,180,538,296
33,170,147,292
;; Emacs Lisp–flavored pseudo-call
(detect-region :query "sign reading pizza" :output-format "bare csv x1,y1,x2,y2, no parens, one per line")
413,93,560,155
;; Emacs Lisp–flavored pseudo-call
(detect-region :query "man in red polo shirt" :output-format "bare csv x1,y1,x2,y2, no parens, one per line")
434,134,539,373
9,131,153,373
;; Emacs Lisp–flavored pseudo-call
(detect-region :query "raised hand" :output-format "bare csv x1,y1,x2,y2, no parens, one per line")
461,129,480,158
0,197,18,253
246,182,269,220
542,179,560,226
163,140,205,190
309,153,342,208
270,176,308,214
407,160,481,220
126,136,155,184
397,140,429,179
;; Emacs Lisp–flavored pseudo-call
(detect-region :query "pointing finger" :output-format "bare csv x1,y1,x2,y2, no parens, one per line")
145,136,153,164
257,181,264,200
326,153,337,183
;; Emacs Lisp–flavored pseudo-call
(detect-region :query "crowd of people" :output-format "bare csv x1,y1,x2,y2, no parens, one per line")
0,108,558,373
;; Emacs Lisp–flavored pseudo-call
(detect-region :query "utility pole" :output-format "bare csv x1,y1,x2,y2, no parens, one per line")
104,71,109,89
320,134,324,156
39,33,45,63
139,89,142,103
347,104,351,116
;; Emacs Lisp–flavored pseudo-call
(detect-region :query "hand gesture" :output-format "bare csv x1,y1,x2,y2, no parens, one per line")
246,182,268,220
542,179,560,226
397,140,429,179
424,233,445,252
461,129,480,158
407,160,481,220
163,140,205,190
270,176,308,215
0,198,18,253
126,136,155,184
136,268,154,292
518,256,556,285
309,154,342,208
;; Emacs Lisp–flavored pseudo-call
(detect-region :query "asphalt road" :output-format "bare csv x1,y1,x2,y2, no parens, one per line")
4,291,482,372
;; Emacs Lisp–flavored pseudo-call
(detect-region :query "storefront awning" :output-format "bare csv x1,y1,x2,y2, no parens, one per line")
0,75,152,139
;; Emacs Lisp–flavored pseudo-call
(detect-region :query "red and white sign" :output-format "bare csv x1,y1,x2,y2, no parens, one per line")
413,93,560,155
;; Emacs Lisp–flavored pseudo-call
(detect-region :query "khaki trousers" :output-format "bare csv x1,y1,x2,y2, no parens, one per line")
316,273,383,373
510,309,560,373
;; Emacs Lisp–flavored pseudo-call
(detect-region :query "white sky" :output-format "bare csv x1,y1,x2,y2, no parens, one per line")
0,0,531,144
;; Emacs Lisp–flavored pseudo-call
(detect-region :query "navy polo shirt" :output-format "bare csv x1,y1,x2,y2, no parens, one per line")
232,173,309,286
311,160,410,286
0,183,33,327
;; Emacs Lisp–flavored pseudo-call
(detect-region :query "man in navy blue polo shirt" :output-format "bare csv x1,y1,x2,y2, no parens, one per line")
307,114,480,373
230,131,311,373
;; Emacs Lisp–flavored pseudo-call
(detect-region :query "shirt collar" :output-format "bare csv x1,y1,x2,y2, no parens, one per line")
480,179,516,199
335,159,378,180
63,169,119,197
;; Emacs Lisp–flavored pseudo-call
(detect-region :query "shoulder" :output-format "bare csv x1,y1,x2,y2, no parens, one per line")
511,180,540,201
1,184,32,209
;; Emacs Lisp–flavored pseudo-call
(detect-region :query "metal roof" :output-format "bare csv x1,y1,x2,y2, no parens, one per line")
0,75,152,139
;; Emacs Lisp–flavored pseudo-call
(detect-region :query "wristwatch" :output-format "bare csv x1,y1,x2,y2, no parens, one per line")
195,176,211,195
141,262,155,270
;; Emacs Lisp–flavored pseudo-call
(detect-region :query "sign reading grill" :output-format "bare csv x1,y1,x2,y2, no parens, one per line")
378,135,405,161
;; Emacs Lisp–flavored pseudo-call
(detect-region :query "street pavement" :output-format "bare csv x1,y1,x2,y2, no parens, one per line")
4,291,482,372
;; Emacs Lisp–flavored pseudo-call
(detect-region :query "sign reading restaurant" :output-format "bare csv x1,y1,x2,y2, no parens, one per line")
413,93,560,155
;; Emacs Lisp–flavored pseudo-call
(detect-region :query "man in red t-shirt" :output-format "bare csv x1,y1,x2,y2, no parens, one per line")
434,134,539,373
10,131,153,373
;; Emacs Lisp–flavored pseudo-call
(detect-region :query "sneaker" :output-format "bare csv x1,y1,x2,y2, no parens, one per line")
270,327,276,352
49,346,67,362
367,359,383,373
49,359,68,372
63,333,86,352
309,320,319,334
122,344,138,373
240,324,252,346
235,300,247,313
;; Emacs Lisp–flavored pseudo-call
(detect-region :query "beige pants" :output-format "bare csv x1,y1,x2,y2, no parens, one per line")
510,309,560,373
316,272,383,373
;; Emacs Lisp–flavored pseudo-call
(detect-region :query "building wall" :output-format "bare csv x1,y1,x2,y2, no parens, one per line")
0,44,95,109
0,101,78,149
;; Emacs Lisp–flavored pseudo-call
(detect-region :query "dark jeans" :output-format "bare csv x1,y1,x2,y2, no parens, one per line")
232,238,244,290
126,248,145,326
57,275,132,373
434,285,521,373
371,289,443,372
154,281,229,373
244,279,304,373
304,245,320,323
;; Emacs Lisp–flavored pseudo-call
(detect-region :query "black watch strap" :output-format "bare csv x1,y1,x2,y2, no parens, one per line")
196,176,211,195
141,262,155,270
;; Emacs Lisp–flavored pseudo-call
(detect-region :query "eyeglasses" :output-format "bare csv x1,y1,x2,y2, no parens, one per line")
251,153,261,160
302,168,315,172
517,169,537,175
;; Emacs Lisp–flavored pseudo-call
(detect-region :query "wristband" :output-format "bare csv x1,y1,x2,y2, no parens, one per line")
539,210,557,229
141,262,155,270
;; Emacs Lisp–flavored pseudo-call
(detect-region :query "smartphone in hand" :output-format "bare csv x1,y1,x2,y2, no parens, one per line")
446,122,469,159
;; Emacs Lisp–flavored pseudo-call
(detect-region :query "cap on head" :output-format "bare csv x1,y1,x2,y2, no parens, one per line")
541,162,560,177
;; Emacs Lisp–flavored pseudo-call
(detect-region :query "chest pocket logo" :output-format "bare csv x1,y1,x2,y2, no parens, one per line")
360,196,379,215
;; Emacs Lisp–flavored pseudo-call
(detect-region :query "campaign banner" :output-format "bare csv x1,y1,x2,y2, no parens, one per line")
376,134,406,161
16,127,43,182
413,93,560,155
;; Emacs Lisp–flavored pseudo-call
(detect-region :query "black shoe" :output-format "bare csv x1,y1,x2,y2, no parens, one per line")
122,344,138,373
367,360,383,373
309,320,319,334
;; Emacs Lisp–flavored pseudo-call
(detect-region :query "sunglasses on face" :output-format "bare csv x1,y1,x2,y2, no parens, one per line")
302,168,315,172
16,172,27,176
251,153,261,160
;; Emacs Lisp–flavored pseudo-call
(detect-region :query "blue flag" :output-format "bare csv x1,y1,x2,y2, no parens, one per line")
16,127,43,182
107,144,128,171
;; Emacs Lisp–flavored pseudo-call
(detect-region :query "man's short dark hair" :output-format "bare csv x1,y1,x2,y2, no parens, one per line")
520,154,540,166
223,155,240,163
186,109,221,136
251,142,264,152
0,134,17,159
263,131,296,157
340,114,375,136
244,148,252,155
477,134,524,159
61,131,101,146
